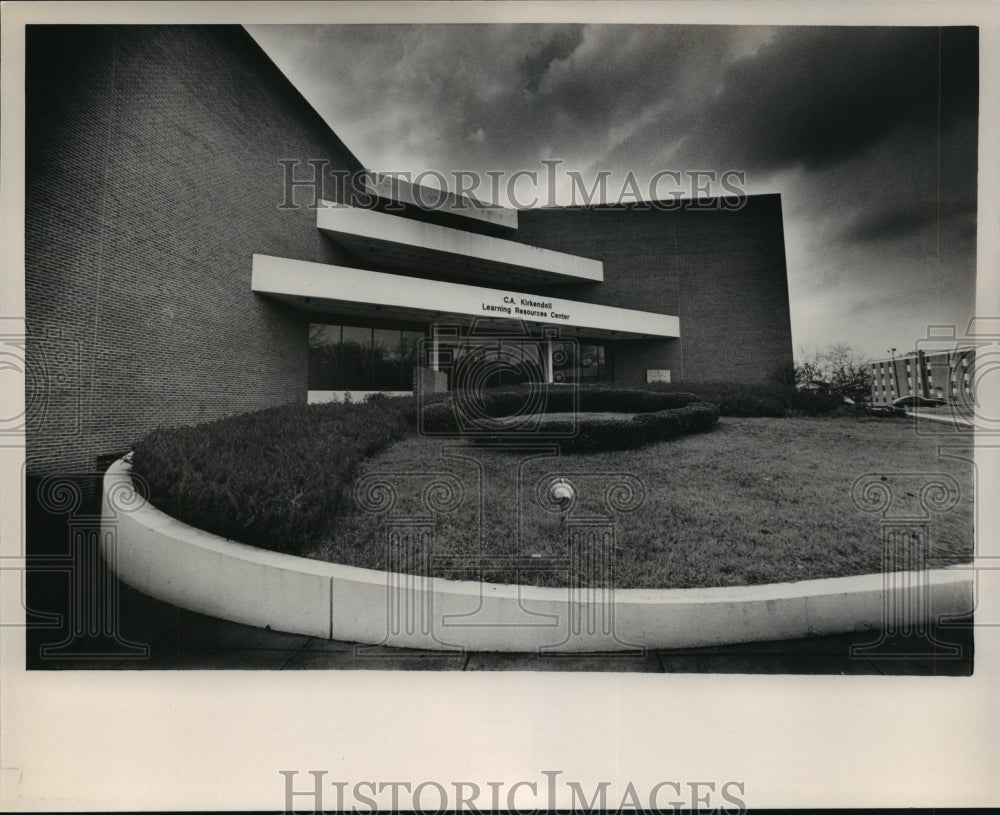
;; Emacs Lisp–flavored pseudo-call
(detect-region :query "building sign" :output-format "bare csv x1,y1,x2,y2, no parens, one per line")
252,255,680,339
647,369,671,383
481,295,571,322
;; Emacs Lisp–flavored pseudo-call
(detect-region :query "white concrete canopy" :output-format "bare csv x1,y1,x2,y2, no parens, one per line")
362,172,518,232
252,254,680,340
317,201,603,287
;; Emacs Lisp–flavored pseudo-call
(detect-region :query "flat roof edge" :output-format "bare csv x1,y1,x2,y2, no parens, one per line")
317,202,604,283
362,171,518,230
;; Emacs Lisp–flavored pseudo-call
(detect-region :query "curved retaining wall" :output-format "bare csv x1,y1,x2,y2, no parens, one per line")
101,459,973,652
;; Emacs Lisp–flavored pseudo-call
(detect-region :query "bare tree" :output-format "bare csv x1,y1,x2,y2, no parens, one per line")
795,344,874,402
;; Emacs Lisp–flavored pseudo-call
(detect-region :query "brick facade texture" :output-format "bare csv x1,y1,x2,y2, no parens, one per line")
26,25,365,476
26,25,794,478
514,198,794,387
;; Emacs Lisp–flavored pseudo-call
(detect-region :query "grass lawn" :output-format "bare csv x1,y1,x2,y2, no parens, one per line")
304,416,974,589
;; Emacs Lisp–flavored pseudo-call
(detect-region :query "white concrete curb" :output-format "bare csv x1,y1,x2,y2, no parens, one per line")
906,408,975,427
101,459,973,652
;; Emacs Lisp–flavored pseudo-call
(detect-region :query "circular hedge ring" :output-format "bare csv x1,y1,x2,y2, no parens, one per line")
420,387,720,451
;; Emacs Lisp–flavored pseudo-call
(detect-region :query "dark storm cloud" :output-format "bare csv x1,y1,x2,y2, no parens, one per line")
839,198,977,245
521,25,585,93
812,94,980,250
685,26,978,173
522,26,767,156
248,24,770,174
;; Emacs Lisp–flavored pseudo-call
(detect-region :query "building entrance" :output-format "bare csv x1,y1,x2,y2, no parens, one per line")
430,334,612,389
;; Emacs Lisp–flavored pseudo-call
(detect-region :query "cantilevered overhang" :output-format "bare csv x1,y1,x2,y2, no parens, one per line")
316,202,603,286
252,255,678,340
362,172,518,232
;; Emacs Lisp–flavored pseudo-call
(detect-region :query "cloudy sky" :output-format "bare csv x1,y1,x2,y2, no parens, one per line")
248,24,979,361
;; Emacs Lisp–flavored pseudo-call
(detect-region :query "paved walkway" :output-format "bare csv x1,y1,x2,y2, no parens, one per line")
906,407,975,426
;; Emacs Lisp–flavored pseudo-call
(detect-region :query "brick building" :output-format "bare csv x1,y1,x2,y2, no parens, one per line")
25,24,794,477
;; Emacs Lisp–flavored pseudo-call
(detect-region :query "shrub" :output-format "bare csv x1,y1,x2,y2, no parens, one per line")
440,401,720,452
639,381,844,417
421,381,846,426
577,388,700,412
421,400,462,433
130,398,415,555
559,402,719,452
419,385,702,432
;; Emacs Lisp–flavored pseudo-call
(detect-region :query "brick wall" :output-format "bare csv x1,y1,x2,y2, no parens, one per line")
25,25,365,476
514,197,794,385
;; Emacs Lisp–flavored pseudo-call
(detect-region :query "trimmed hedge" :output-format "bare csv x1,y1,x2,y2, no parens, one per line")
560,402,719,452
638,381,846,417
421,387,719,451
421,385,702,433
130,398,415,554
421,382,847,427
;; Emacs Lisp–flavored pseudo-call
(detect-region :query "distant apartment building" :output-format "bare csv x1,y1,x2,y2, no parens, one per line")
870,348,977,406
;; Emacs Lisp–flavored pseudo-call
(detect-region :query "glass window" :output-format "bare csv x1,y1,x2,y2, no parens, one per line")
373,328,403,389
340,326,374,389
578,344,605,383
309,323,426,391
551,341,576,384
308,324,342,390
399,330,423,391
551,341,609,384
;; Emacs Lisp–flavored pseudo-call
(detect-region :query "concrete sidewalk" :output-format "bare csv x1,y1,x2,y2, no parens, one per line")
906,407,975,426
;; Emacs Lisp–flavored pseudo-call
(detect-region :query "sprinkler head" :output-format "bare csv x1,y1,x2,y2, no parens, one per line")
550,478,575,505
